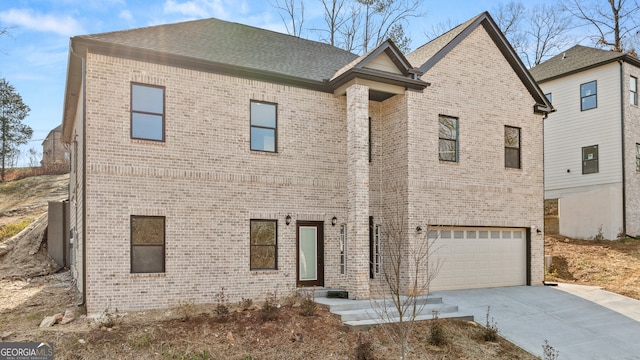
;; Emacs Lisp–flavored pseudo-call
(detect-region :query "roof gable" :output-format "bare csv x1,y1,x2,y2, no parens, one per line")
407,12,552,114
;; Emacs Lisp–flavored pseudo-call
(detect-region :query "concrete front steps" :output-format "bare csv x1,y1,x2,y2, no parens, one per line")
313,290,474,330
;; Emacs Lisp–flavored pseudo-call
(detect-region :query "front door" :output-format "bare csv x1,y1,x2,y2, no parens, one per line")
297,221,324,287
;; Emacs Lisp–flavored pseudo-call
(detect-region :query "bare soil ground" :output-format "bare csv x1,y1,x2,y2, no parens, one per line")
1,273,537,360
545,234,640,300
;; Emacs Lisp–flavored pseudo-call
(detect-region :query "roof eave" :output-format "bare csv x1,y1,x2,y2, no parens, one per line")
329,67,430,92
73,37,334,93
62,38,84,144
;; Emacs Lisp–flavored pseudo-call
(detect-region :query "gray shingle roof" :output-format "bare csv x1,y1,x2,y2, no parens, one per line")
78,17,358,83
529,45,624,82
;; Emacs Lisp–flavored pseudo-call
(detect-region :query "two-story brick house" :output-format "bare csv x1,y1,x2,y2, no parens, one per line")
531,45,640,240
61,12,551,314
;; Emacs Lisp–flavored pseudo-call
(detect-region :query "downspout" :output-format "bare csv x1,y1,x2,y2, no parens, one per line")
619,60,627,237
81,56,87,308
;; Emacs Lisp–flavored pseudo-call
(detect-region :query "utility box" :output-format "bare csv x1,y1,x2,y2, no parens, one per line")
47,200,70,267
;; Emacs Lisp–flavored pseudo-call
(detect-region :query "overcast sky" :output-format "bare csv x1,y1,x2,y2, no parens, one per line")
0,0,559,166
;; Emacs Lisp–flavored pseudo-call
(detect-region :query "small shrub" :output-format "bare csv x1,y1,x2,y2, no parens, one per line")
542,339,560,360
428,311,447,346
482,306,499,342
354,334,375,360
129,332,152,349
299,289,316,317
241,356,254,360
178,300,194,321
98,302,120,328
593,225,605,241
260,291,280,321
240,297,253,311
283,286,302,307
214,288,230,322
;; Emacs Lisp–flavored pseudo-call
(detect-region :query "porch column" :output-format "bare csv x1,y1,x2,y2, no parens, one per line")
346,83,370,299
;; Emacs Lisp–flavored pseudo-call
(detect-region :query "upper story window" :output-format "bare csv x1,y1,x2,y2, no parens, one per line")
250,101,277,152
505,126,521,169
250,219,277,270
631,76,638,106
580,80,597,111
545,93,552,103
131,216,165,273
438,115,458,162
582,145,599,174
131,83,165,141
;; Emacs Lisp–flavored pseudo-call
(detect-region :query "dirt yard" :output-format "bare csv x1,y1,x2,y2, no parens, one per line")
0,270,538,360
545,235,640,300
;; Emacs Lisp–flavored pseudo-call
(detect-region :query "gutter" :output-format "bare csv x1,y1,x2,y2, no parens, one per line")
619,60,627,237
81,56,87,309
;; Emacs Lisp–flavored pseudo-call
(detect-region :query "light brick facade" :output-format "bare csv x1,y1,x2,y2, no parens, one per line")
63,13,549,314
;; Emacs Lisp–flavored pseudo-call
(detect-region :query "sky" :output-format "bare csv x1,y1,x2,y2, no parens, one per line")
0,0,560,166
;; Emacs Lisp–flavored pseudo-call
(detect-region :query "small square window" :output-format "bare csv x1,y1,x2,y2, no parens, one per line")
131,216,165,273
250,101,277,152
131,83,165,141
580,81,597,111
582,145,599,174
250,219,277,270
439,115,458,162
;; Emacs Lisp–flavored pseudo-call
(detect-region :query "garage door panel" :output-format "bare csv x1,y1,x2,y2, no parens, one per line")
429,227,526,291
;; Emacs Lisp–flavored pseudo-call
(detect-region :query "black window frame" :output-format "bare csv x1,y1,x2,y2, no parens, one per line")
580,80,597,111
340,224,346,275
130,83,165,142
636,143,640,173
631,76,638,106
505,125,521,169
130,215,166,274
250,219,278,270
582,145,599,174
250,100,278,153
438,115,458,162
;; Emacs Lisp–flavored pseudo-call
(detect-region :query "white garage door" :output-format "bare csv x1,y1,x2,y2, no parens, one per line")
428,227,526,291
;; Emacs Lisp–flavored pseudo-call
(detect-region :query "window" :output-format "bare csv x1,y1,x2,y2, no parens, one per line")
545,93,552,103
131,216,165,273
636,144,640,173
505,126,521,169
580,80,597,111
340,224,346,274
582,145,599,174
250,219,277,269
438,115,458,162
250,101,277,152
374,225,381,275
631,76,638,106
131,83,164,141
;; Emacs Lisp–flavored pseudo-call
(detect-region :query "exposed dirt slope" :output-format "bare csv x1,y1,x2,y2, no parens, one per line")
545,235,640,300
0,173,69,228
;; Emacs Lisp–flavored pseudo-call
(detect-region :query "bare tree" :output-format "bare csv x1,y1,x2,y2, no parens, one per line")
315,0,348,46
370,208,442,360
525,4,574,66
272,0,422,54
271,0,305,37
562,0,640,52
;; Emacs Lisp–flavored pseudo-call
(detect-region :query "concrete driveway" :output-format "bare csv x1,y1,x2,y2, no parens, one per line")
431,284,640,360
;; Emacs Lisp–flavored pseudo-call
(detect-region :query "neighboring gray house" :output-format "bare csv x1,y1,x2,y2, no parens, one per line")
61,12,551,314
531,45,640,240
